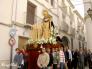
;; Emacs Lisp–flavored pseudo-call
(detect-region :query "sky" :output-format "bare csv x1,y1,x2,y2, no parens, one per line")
71,0,84,17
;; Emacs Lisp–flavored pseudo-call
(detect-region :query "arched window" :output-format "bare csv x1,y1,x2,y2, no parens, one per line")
61,36,69,46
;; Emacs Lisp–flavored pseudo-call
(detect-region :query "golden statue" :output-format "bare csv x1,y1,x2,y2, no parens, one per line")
42,10,52,40
29,9,52,41
30,23,42,41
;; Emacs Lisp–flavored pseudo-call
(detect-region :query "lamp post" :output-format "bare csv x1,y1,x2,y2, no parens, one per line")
87,8,92,20
9,0,18,68
87,0,92,20
9,30,16,69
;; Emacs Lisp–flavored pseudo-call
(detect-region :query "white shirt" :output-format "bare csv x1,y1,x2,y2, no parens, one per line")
68,49,72,61
37,52,49,68
59,50,65,63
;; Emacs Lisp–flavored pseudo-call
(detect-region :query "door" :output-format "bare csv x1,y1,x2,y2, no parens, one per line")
18,36,28,49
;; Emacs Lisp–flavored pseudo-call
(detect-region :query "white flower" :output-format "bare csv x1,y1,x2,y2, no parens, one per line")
52,38,57,44
27,38,34,44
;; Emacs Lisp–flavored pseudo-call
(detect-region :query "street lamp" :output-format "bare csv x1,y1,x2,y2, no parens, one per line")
87,8,92,20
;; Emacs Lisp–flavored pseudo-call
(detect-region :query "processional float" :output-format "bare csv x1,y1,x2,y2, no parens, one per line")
26,9,61,50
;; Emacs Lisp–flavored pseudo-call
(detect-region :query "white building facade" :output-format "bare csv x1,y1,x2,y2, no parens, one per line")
83,0,92,51
0,0,86,68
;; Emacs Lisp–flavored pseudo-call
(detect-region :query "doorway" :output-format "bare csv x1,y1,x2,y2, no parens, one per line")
18,36,28,49
61,36,69,46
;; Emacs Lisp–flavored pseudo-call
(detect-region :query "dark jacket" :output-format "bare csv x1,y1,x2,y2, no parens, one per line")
14,53,23,65
64,51,69,62
48,53,53,66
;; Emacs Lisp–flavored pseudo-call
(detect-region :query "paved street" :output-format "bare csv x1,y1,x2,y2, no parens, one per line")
85,67,89,69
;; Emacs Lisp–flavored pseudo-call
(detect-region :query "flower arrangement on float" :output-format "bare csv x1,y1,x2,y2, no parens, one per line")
27,37,34,44
26,36,57,45
26,27,57,46
26,37,56,45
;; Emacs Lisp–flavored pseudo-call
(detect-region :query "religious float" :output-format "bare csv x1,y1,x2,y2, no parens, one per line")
25,10,62,69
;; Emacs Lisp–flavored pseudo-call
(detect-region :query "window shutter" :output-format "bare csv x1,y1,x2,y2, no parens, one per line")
26,2,36,25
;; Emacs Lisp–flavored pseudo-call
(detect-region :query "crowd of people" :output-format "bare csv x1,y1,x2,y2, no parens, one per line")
13,46,92,69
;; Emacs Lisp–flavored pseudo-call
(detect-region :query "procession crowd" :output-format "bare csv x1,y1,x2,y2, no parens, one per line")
14,46,92,69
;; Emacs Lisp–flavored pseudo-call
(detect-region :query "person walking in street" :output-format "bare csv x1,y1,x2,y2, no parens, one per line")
64,47,69,69
59,46,65,69
37,48,49,69
72,49,79,69
46,48,53,69
52,48,59,69
84,47,88,67
88,49,92,69
14,48,24,69
78,48,84,69
21,48,28,69
66,46,72,69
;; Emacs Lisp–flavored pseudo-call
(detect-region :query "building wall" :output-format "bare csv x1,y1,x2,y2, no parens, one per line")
0,25,10,60
86,20,92,51
0,0,12,24
83,0,92,51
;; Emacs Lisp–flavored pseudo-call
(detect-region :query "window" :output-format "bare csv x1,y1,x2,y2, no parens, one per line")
62,0,64,3
62,0,65,5
70,21,72,25
26,1,36,25
79,41,81,48
62,13,66,21
69,7,72,15
45,0,49,2
51,0,54,6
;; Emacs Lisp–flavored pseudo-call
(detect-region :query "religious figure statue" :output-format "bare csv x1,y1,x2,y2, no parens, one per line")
42,10,52,40
30,23,42,41
29,9,54,42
